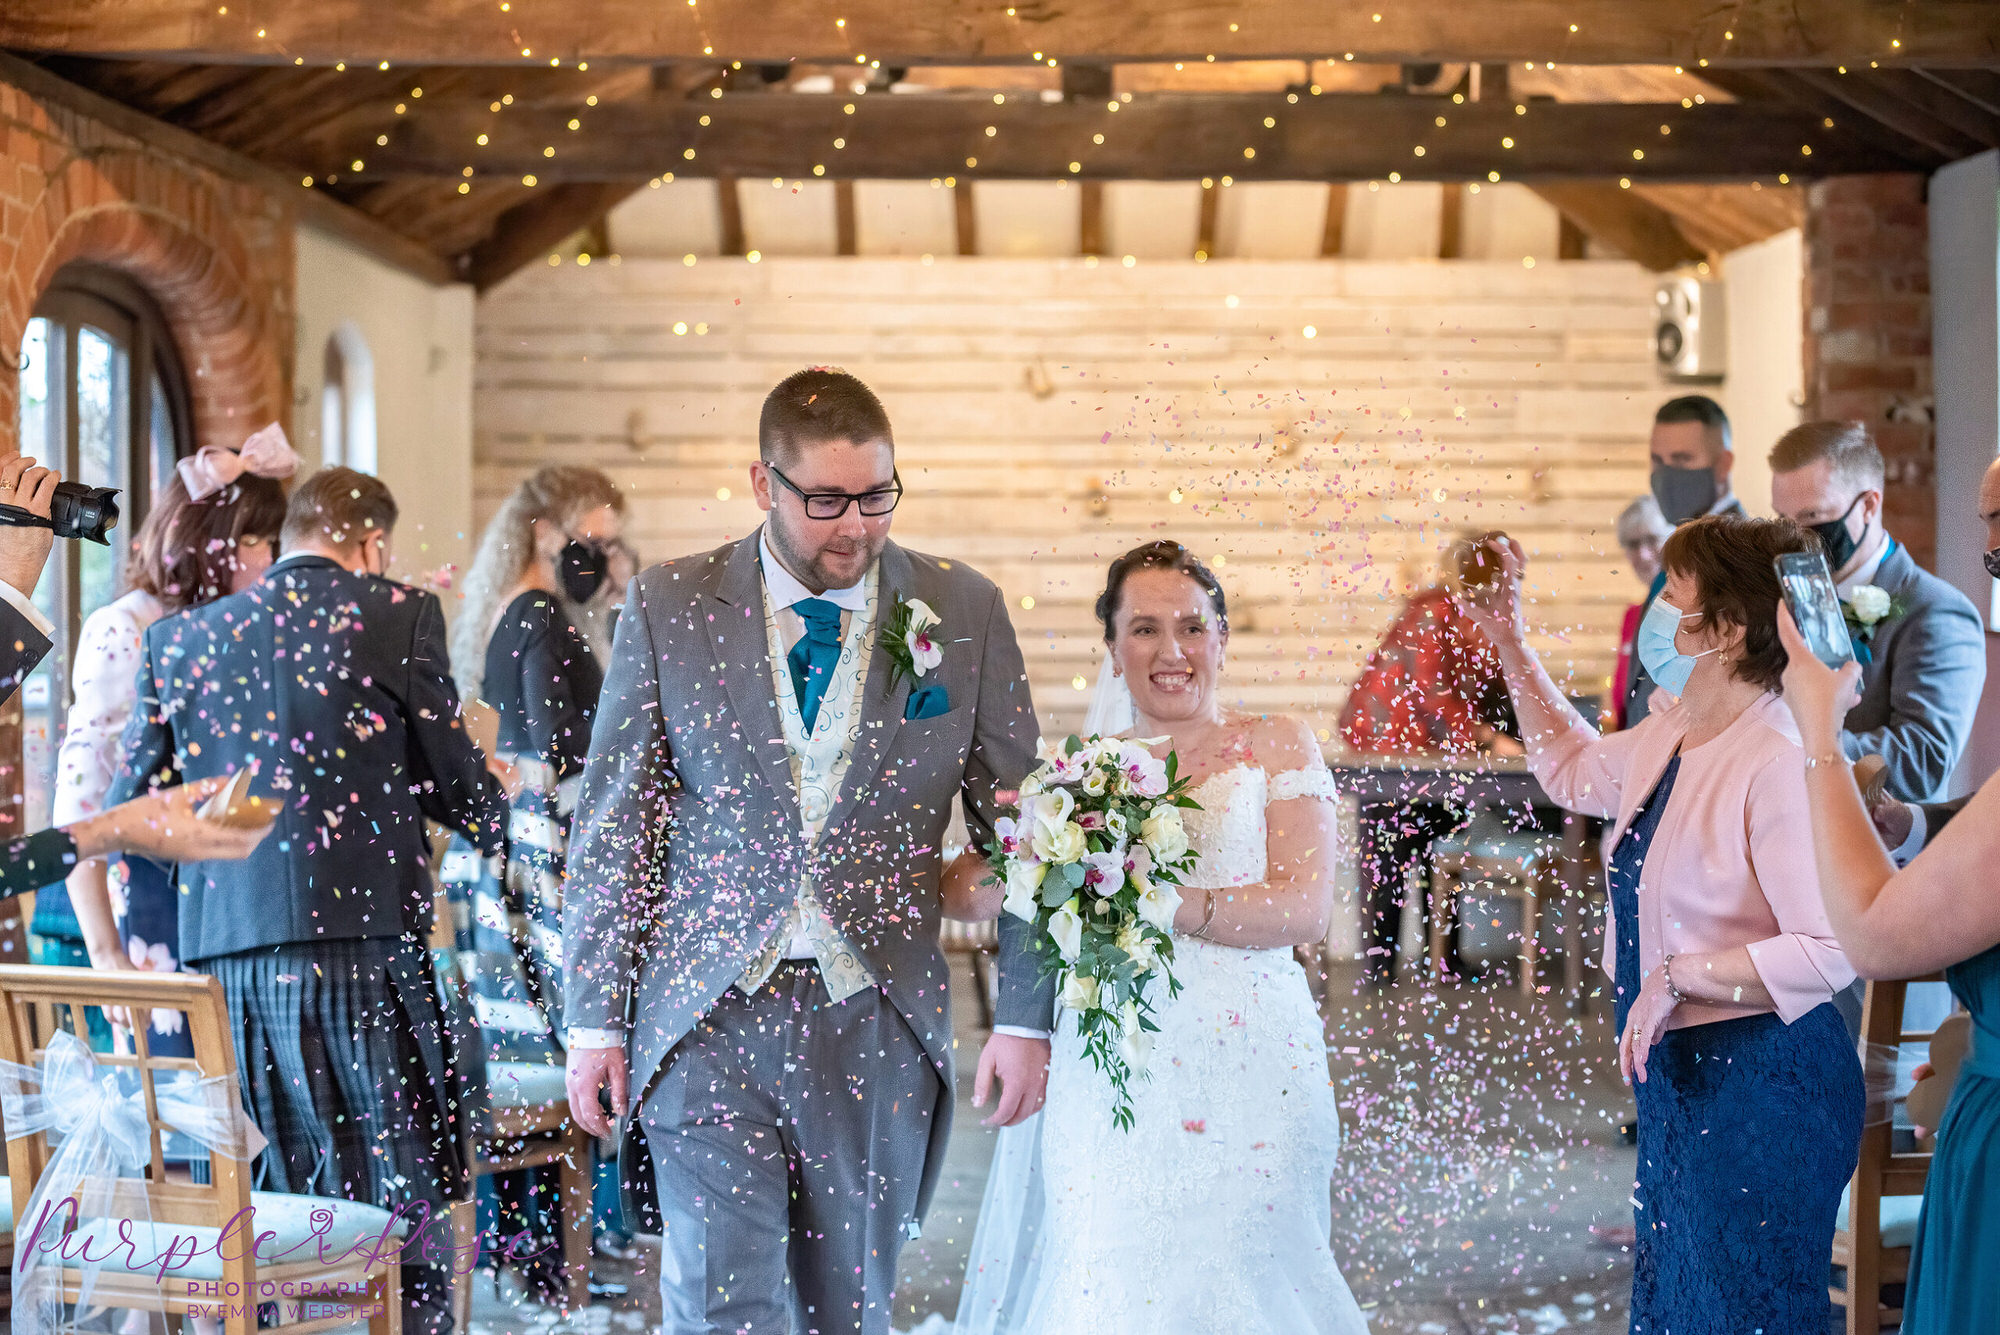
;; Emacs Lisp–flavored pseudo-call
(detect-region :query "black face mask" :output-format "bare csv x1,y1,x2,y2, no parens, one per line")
1984,547,2000,580
558,538,606,604
1808,494,1868,572
1650,463,1719,526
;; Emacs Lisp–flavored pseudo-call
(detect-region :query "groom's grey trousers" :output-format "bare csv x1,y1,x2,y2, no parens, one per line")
637,959,939,1335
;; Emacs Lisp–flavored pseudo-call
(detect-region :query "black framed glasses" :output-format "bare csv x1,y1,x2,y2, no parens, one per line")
767,465,903,520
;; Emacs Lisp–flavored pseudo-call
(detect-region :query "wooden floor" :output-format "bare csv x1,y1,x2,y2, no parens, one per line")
457,956,1652,1335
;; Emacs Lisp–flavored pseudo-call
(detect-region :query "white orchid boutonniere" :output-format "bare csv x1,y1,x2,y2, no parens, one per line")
1840,583,1905,664
884,595,943,690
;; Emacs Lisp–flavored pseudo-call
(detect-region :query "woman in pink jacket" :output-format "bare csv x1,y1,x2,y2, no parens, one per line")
1458,516,1860,1335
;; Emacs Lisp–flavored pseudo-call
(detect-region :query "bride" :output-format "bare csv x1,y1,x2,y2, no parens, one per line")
942,540,1368,1335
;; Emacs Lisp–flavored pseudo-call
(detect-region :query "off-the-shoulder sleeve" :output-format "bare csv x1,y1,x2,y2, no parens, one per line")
51,602,148,827
1268,765,1339,804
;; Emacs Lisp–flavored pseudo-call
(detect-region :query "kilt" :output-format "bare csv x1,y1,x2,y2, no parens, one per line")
204,934,473,1222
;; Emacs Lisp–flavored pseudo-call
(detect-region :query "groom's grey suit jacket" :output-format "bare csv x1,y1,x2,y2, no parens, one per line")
563,531,1055,1221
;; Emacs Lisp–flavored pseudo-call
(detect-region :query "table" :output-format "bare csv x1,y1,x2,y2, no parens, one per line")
1325,751,1601,1005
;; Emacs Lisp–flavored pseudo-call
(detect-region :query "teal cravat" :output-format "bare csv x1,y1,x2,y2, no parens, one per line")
787,598,844,732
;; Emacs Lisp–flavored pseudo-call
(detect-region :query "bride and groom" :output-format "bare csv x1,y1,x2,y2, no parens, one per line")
562,367,1367,1334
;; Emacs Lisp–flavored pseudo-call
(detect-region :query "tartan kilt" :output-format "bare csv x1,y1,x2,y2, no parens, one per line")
204,934,473,1221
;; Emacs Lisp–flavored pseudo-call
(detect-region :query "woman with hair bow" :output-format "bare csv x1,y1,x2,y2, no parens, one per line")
58,423,296,1060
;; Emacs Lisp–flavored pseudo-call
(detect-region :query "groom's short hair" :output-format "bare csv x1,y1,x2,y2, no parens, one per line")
759,368,894,466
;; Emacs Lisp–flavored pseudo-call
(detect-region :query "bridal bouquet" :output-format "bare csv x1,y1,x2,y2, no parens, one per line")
989,734,1203,1130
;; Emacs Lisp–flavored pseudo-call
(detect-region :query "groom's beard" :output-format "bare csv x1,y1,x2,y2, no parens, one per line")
768,518,885,592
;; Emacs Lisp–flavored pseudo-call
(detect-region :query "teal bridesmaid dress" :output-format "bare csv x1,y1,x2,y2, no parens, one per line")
1903,941,2000,1332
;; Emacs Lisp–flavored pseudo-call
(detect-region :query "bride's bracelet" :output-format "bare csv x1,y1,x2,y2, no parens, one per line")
1186,889,1219,940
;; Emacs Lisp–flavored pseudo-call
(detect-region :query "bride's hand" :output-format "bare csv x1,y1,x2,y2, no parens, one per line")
1451,534,1529,648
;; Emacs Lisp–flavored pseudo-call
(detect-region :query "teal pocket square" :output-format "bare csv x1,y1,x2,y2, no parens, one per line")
906,684,950,721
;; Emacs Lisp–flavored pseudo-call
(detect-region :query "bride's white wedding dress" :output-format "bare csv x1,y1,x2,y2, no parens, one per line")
953,761,1368,1335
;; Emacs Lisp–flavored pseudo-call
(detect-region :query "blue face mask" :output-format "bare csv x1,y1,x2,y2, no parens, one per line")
1637,596,1717,698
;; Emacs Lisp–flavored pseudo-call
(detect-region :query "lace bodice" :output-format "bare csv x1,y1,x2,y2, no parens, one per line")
1178,762,1340,891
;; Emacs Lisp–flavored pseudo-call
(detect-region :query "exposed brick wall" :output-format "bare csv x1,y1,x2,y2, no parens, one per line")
0,81,294,455
1803,173,1935,567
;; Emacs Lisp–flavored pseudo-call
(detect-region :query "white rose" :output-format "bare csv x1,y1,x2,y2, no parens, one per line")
1048,897,1084,963
1849,584,1891,623
1136,880,1182,933
1140,806,1189,863
1115,924,1158,972
1033,820,1088,865
1057,970,1101,1013
1002,860,1046,921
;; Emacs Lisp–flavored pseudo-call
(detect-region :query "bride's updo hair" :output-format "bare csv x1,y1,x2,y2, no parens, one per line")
1095,540,1229,642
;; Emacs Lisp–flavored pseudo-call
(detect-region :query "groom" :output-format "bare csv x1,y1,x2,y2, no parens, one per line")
563,368,1056,1333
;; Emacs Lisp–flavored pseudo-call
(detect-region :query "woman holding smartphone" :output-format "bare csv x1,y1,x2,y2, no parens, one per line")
1776,602,2000,1331
1455,515,1860,1333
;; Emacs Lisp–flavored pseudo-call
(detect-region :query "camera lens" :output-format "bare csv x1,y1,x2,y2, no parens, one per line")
48,482,120,545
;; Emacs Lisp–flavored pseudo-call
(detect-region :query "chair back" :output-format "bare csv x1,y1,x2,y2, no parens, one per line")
0,966,254,1245
1835,973,1947,1334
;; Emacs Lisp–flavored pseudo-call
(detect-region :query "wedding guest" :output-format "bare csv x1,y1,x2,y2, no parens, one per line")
1767,421,1983,805
1871,457,2000,857
0,455,271,895
573,535,638,666
1774,497,2000,1334
1457,517,1859,1334
1609,495,1670,730
1339,535,1516,985
110,467,507,1335
62,427,293,1062
445,463,624,1292
1624,395,1745,726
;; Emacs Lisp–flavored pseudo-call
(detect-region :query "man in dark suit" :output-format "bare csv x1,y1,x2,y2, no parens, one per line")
1770,421,1985,805
1624,395,1748,726
111,467,507,1335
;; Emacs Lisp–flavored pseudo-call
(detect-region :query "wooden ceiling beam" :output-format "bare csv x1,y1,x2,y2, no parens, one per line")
1788,68,1989,157
1696,67,1955,166
5,1,1999,69
286,92,1916,183
460,182,640,290
1857,68,2000,146
0,50,454,284
1530,183,1708,270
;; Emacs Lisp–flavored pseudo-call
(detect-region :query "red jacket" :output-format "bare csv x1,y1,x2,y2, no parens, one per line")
1340,587,1508,755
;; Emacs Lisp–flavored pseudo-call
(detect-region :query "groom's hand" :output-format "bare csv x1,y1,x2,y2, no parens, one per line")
567,1044,630,1138
973,1032,1050,1127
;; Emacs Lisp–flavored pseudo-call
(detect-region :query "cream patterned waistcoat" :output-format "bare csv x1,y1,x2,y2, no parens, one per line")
733,570,880,1002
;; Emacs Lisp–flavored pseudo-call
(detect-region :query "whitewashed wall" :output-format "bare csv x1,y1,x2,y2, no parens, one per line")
294,226,478,585
476,256,1665,741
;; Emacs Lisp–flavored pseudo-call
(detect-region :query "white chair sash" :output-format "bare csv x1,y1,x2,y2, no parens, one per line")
0,1029,268,1335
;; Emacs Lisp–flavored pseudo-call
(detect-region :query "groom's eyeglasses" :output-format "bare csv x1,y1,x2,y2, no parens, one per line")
766,465,904,520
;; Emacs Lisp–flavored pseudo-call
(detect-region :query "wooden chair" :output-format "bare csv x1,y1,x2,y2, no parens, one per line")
0,965,402,1335
1830,973,1947,1334
1426,813,1555,995
432,951,591,1329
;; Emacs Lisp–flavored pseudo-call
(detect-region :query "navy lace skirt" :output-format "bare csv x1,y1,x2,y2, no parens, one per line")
1631,1003,1861,1334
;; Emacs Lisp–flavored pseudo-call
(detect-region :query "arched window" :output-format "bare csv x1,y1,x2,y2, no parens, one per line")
320,322,377,474
14,265,189,827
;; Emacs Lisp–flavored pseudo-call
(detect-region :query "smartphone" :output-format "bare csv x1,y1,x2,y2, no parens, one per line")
1774,551,1856,670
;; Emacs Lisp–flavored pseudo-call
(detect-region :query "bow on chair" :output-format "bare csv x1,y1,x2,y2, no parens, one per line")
0,1030,268,1335
175,422,301,501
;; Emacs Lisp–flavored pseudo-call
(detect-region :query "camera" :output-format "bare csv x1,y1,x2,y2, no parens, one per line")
0,481,121,545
